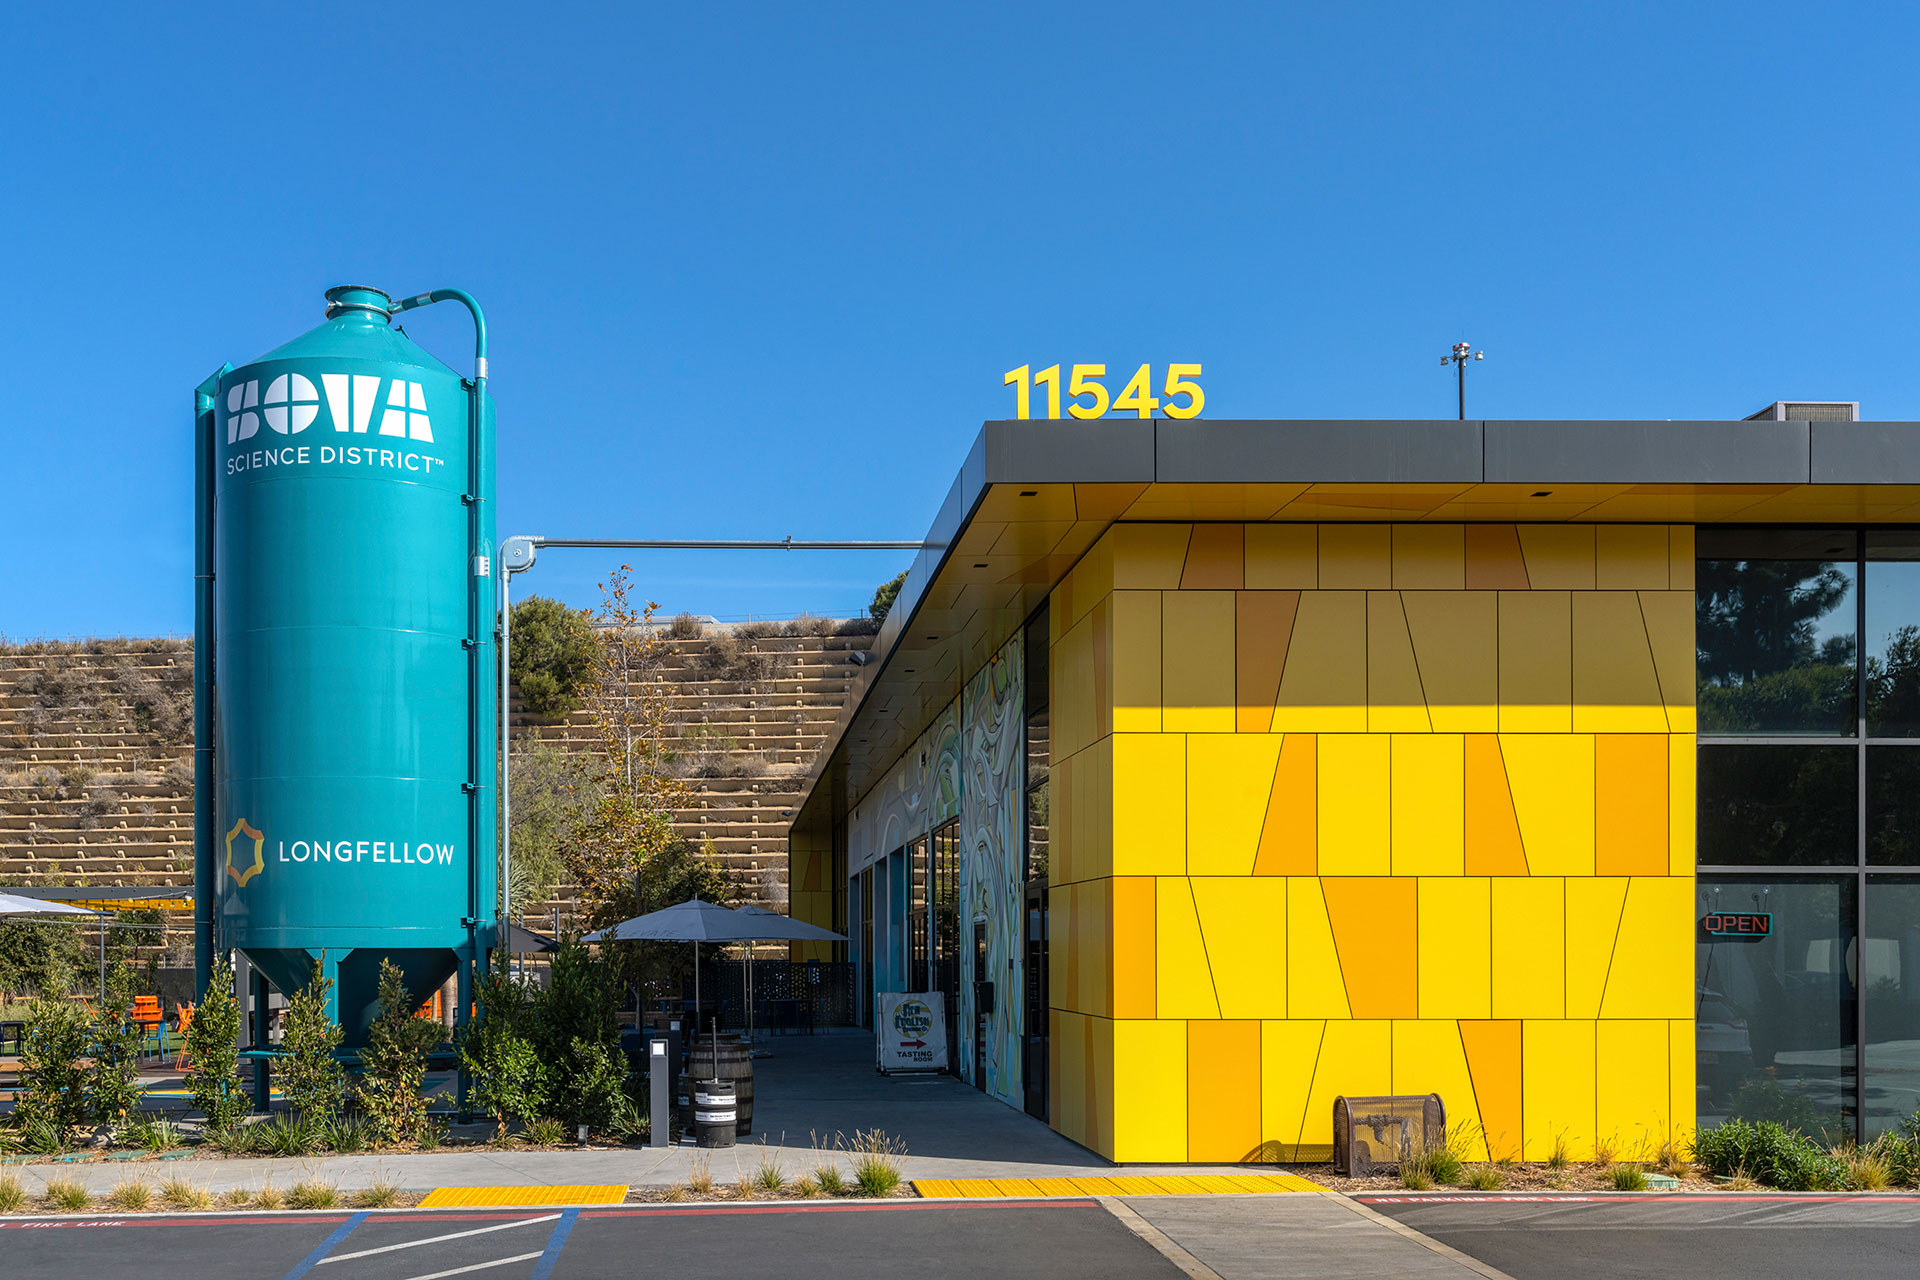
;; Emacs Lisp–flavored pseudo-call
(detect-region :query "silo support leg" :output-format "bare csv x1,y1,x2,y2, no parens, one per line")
454,947,476,1119
251,969,272,1114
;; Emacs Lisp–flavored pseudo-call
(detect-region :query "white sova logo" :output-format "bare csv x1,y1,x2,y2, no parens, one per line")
227,373,434,445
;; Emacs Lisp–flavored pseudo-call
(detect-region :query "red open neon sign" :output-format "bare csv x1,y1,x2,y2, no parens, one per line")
1700,912,1771,938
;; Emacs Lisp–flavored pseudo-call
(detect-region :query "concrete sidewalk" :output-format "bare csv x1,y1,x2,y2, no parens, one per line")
6,1030,1268,1193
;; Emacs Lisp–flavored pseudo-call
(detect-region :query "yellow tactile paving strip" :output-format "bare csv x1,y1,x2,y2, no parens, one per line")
913,1173,1321,1199
419,1185,628,1207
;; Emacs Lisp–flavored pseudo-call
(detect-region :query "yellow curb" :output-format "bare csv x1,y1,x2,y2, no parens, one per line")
911,1173,1324,1199
419,1184,628,1207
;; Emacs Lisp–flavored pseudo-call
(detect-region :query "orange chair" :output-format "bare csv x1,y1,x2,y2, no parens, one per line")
171,1002,195,1070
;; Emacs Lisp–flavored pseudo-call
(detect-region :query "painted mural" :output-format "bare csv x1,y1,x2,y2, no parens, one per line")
959,635,1025,1106
849,698,960,875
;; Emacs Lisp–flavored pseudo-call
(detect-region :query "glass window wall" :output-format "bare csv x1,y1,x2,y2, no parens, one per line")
1699,528,1920,1140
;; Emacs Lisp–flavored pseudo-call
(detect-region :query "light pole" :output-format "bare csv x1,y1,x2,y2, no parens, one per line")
1442,341,1485,420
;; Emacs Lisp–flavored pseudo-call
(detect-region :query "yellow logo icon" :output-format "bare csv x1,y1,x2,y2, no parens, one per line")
225,818,265,888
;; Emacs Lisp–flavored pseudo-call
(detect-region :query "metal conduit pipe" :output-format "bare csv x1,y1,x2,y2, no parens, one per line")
494,534,920,953
390,289,493,1053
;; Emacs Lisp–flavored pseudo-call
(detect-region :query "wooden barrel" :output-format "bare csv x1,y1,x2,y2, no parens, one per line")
686,1033,755,1135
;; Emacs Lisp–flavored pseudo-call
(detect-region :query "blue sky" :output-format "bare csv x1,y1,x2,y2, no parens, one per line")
5,3,1919,637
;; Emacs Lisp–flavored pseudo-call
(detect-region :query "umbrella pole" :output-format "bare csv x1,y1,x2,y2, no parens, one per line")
692,939,700,1063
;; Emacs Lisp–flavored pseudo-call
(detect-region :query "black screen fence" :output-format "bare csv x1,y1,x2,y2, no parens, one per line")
691,959,857,1031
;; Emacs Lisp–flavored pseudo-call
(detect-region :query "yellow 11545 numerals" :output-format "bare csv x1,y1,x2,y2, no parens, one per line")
1003,363,1203,420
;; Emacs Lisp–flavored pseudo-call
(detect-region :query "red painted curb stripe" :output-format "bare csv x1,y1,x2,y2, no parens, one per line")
582,1199,1100,1219
1356,1193,1920,1206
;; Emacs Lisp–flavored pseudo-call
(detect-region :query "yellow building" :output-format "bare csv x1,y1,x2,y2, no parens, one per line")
789,412,1914,1161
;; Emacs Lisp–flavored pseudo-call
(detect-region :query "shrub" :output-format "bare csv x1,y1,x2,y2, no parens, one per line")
206,1123,256,1155
45,1177,90,1212
357,960,440,1147
257,1113,317,1157
12,1111,67,1155
512,597,598,716
1847,1147,1893,1190
1695,1119,1849,1191
458,960,542,1139
695,634,786,684
524,1117,567,1146
253,1183,286,1211
127,1116,183,1152
845,1130,906,1197
784,614,835,638
1399,1165,1434,1190
280,961,346,1124
525,941,625,1133
0,1174,24,1212
286,1181,338,1210
686,1155,716,1196
1610,1163,1649,1191
813,1163,847,1196
159,1177,212,1211
15,998,92,1133
352,1179,403,1208
185,955,247,1136
106,1180,153,1211
1461,1165,1505,1190
666,613,706,639
324,1114,372,1154
1546,1132,1570,1169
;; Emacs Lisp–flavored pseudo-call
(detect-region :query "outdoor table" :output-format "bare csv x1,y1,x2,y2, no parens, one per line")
763,998,811,1036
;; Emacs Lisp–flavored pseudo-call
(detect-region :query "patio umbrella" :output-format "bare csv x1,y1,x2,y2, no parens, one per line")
581,897,763,1034
734,905,847,1050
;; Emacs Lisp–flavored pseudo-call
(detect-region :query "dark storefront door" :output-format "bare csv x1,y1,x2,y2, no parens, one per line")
1023,884,1049,1120
973,920,989,1091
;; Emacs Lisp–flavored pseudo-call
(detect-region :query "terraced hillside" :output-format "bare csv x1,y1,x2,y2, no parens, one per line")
0,622,868,952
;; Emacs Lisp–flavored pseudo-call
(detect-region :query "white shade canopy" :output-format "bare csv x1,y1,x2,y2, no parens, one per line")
0,892,98,917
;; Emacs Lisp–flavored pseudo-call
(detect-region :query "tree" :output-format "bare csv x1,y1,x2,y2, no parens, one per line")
511,595,599,716
280,960,346,1123
185,955,246,1134
870,569,909,624
86,966,147,1132
358,959,440,1146
566,566,692,932
1696,557,1856,733
508,736,590,912
528,938,626,1134
457,959,541,1139
1696,558,1851,686
14,998,91,1134
593,836,736,999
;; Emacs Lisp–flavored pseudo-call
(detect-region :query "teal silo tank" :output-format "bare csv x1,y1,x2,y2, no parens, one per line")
209,285,496,1042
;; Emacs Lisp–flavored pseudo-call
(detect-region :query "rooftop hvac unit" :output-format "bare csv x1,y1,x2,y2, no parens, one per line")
1745,401,1858,422
1333,1093,1447,1176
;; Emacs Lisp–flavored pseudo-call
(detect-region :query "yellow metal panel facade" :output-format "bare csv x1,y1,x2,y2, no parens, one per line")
1186,734,1284,875
1045,521,1693,1162
1162,590,1237,732
1391,734,1464,876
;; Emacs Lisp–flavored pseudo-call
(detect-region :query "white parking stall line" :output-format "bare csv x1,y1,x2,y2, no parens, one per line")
317,1213,561,1264
396,1252,547,1280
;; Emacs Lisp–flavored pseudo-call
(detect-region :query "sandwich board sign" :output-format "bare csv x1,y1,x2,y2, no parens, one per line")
877,991,947,1073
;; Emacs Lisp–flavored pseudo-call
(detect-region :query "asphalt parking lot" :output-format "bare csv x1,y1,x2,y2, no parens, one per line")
0,1198,1183,1280
1361,1192,1920,1280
